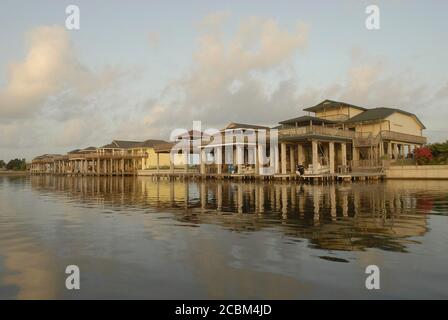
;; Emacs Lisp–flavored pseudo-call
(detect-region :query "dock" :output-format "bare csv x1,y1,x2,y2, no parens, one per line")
137,170,385,183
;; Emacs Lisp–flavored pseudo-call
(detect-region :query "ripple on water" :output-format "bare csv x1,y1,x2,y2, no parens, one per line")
1,176,448,299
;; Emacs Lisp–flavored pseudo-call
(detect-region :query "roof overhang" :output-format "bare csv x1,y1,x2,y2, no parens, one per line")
303,99,367,113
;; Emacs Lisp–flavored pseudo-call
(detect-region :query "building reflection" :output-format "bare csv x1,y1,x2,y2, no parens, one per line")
29,175,433,252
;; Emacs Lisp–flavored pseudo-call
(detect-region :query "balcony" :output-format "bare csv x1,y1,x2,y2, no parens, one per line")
279,126,427,146
380,131,427,144
278,126,355,140
67,151,148,159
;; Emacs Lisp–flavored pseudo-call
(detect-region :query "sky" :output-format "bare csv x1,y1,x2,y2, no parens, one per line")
1,0,448,161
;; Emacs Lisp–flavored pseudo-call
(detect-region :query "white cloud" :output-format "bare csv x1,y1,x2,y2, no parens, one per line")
435,81,448,100
142,14,309,132
0,25,129,160
2,14,448,161
148,31,160,48
0,25,121,119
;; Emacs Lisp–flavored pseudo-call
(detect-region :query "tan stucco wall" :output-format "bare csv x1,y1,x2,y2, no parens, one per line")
385,112,423,136
385,165,448,179
349,112,423,137
348,107,365,118
354,120,389,135
133,147,186,169
315,106,364,121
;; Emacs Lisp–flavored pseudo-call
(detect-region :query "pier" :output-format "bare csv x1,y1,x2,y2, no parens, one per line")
137,169,384,183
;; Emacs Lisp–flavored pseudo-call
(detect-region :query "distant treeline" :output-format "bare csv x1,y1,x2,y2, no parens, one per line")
0,159,27,171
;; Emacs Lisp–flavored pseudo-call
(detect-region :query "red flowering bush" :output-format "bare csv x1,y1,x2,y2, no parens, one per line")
414,147,432,165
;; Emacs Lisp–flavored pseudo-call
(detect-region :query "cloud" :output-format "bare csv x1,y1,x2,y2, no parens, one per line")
0,25,121,119
0,25,132,160
148,31,160,48
142,14,309,133
326,52,429,113
198,11,231,32
2,14,448,161
435,81,448,100
141,13,443,141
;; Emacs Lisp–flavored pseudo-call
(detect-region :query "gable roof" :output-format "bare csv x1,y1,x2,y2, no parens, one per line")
344,107,426,129
81,146,97,152
303,99,367,113
99,143,116,149
135,139,167,148
34,154,63,159
224,122,270,130
279,115,340,126
112,140,142,149
153,142,176,153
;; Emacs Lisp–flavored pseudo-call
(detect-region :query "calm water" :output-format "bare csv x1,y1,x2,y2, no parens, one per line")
0,175,447,299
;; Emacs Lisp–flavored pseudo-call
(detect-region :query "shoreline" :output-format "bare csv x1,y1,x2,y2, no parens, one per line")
0,171,28,176
25,172,448,181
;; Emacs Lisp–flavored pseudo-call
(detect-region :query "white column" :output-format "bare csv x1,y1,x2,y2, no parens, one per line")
281,143,287,174
312,140,318,174
393,143,399,159
216,147,222,175
341,142,347,167
289,145,295,173
274,144,280,174
257,145,264,175
184,152,189,173
236,145,243,174
200,148,206,174
254,146,259,175
297,144,305,165
329,142,335,174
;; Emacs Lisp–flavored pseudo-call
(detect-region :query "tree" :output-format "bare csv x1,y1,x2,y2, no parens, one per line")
0,160,5,168
6,158,27,171
429,140,448,158
414,147,432,165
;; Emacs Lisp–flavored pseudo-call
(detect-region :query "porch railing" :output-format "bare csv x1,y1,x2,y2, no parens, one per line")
279,126,427,145
279,126,355,139
380,131,426,144
67,152,148,159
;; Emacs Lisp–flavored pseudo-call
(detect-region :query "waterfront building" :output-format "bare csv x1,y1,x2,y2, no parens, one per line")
152,100,427,179
30,154,64,174
31,99,427,180
275,99,426,175
147,123,271,177
31,139,169,175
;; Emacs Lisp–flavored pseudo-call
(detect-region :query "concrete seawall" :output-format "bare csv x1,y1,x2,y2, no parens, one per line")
385,165,448,179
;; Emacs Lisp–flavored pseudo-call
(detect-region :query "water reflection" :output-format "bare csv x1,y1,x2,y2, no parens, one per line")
1,175,448,299
27,175,435,252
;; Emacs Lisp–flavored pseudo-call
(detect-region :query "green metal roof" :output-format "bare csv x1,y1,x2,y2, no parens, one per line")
224,122,270,130
303,99,367,112
344,107,426,129
279,115,340,126
135,139,167,148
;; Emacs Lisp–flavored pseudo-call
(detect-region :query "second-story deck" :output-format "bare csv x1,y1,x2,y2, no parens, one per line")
278,125,355,141
278,125,427,145
67,151,148,160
